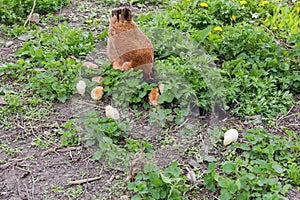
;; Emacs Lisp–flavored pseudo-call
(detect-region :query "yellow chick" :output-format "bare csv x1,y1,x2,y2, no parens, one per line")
148,87,160,107
105,105,120,120
83,61,99,70
91,76,104,85
76,80,86,96
223,129,239,146
91,86,104,101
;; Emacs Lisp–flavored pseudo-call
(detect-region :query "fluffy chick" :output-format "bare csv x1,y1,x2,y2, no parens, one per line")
91,76,104,86
223,129,239,146
91,86,104,101
148,86,160,107
105,105,120,120
107,6,154,80
76,80,86,96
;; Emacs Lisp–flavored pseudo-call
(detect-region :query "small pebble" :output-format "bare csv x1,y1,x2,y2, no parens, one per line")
0,96,8,105
29,13,40,23
188,158,201,168
5,41,14,48
187,170,197,184
18,33,34,41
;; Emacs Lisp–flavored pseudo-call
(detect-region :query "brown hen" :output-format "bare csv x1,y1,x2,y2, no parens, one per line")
107,6,154,80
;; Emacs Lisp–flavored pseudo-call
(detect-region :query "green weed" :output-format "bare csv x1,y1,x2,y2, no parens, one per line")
128,161,189,200
1,23,94,102
0,0,71,24
59,119,81,147
204,128,299,199
0,142,22,156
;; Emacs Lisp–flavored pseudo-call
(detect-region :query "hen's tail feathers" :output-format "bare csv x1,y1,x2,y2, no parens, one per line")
111,6,133,22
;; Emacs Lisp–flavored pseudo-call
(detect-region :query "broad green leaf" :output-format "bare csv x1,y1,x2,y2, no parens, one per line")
220,188,232,200
272,163,285,174
160,174,172,184
222,161,236,174
164,161,181,178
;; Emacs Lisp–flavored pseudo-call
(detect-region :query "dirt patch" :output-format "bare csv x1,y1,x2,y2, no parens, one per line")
0,38,24,63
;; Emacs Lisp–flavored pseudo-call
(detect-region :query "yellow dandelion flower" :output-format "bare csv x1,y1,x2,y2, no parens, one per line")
259,1,269,6
95,18,100,23
186,0,191,2
214,26,223,32
272,26,278,30
240,1,247,5
232,15,236,21
200,2,208,7
86,19,93,24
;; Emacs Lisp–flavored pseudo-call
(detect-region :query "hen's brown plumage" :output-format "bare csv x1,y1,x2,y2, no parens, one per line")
107,6,154,80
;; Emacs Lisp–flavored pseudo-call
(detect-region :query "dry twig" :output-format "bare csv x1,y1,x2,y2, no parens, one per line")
68,165,104,185
24,0,37,27
276,105,295,124
68,176,102,185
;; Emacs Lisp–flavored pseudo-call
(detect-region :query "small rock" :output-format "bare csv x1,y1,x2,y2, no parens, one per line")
43,131,51,135
29,13,40,23
18,33,34,41
120,195,129,200
144,126,151,131
5,41,14,48
188,159,201,168
0,96,8,105
187,170,197,184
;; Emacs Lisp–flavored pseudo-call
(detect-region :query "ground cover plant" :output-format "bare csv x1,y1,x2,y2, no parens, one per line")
0,0,299,199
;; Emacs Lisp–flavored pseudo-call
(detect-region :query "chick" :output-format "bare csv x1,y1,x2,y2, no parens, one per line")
107,6,154,80
76,80,86,96
105,105,120,120
83,61,99,70
223,129,239,146
91,86,104,101
158,83,165,94
91,76,104,86
148,86,160,107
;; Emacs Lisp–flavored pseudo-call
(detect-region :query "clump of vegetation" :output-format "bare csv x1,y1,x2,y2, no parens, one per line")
204,128,300,199
1,22,94,102
100,65,156,109
135,0,299,119
128,161,189,200
0,0,71,24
